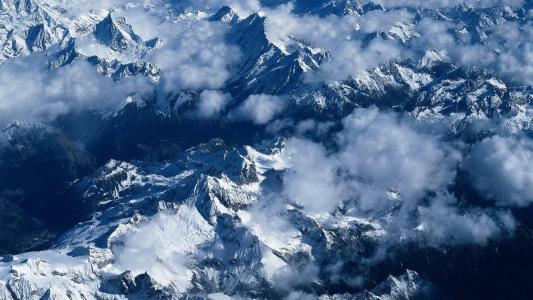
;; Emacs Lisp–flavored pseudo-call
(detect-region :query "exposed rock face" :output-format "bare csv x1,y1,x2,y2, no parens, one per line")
0,137,430,299
95,12,144,51
0,0,531,299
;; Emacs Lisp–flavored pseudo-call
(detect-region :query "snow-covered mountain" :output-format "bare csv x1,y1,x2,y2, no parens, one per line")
0,0,532,299
1,138,433,299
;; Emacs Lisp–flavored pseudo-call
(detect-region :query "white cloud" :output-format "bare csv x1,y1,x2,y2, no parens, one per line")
278,108,515,250
0,54,152,126
264,7,412,82
86,4,244,97
466,135,533,207
48,0,257,19
412,17,533,84
416,193,515,246
281,108,459,215
375,0,524,8
168,0,262,16
295,119,334,137
196,90,230,118
309,37,405,82
34,0,533,90
234,94,285,124
282,138,344,214
220,0,262,16
120,4,170,41
262,3,530,84
275,265,320,293
337,107,459,213
45,0,132,17
147,19,241,93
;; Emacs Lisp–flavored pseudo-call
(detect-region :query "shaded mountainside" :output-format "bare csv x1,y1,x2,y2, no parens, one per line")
0,0,532,299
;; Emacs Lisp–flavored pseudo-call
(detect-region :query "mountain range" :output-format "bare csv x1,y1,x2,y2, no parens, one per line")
0,0,532,299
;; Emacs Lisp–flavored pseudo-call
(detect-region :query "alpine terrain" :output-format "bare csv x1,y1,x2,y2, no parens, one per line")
0,0,532,299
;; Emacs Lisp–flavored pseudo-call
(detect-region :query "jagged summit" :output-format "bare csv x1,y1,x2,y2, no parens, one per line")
94,12,144,51
0,1,531,299
209,5,240,24
218,10,329,99
0,0,65,62
292,0,383,16
0,0,41,17
227,12,270,58
25,23,52,51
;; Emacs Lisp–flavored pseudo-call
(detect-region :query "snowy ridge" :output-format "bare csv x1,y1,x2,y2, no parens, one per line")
0,138,425,299
0,0,531,299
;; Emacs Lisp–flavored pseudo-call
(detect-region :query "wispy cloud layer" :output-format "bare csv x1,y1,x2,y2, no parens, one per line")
233,94,285,124
0,54,151,126
375,0,525,8
147,19,241,93
196,90,231,119
279,108,516,251
466,135,533,207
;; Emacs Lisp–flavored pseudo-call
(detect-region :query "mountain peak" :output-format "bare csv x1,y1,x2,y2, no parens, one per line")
0,1,532,299
95,12,143,51
208,6,240,24
227,12,270,59
0,0,40,16
291,0,382,16
26,23,52,51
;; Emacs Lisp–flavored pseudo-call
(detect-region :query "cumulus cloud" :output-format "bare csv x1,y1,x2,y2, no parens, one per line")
412,17,533,84
477,22,533,84
281,107,459,215
51,0,260,19
260,2,530,83
52,0,531,92
279,107,457,215
100,3,244,98
0,54,152,126
295,119,335,137
337,108,459,213
465,135,533,207
47,0,135,17
120,4,171,41
271,263,320,293
196,90,230,118
168,0,262,16
147,19,241,93
309,37,405,82
217,0,262,16
279,108,514,250
264,7,412,82
233,94,285,124
43,0,533,89
375,0,524,8
416,193,516,246
282,138,344,214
